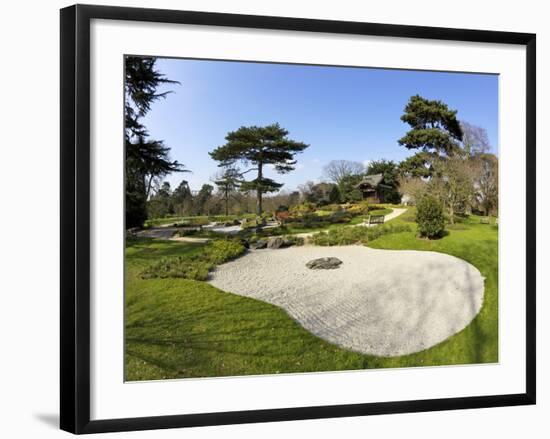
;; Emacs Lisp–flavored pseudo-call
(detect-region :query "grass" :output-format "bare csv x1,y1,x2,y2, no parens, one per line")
125,207,498,380
355,210,498,368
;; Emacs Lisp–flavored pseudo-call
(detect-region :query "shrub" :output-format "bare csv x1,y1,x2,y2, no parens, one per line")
302,213,323,228
240,217,266,229
346,202,369,216
311,223,411,246
140,239,246,280
323,204,344,212
327,211,352,224
290,202,316,215
416,195,445,239
282,235,305,246
275,210,291,224
207,239,247,264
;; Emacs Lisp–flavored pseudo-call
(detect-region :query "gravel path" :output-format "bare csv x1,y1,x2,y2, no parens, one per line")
208,245,484,357
360,207,408,225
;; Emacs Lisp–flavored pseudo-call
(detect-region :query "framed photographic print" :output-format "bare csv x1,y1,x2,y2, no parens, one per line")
60,4,536,434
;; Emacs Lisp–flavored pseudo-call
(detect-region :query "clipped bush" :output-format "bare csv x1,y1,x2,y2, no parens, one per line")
281,235,305,246
311,223,411,246
301,212,323,228
328,211,352,224
207,239,247,264
416,195,445,239
140,239,245,280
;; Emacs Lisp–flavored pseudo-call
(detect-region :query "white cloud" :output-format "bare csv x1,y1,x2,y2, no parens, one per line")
362,159,372,169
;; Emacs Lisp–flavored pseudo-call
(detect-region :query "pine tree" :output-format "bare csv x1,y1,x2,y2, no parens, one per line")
213,167,242,216
398,95,463,173
209,124,308,215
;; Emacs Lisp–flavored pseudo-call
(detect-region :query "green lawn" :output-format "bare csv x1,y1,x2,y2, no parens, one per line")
125,209,498,381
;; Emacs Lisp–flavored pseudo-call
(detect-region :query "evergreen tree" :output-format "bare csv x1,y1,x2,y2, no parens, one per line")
398,95,463,165
213,167,242,216
172,179,193,216
209,123,308,215
338,174,363,203
328,184,342,204
147,181,174,219
125,56,186,227
195,184,214,215
398,152,433,178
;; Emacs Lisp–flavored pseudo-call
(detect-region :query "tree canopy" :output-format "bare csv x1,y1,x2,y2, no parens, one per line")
460,121,490,157
209,123,309,215
338,174,363,203
195,184,214,215
397,152,432,178
125,56,186,228
322,160,364,185
398,95,463,158
213,167,242,216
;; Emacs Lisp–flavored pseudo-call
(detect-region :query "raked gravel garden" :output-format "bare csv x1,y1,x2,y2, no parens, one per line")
125,206,497,381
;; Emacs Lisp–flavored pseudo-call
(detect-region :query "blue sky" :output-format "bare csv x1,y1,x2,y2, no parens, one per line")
141,58,498,192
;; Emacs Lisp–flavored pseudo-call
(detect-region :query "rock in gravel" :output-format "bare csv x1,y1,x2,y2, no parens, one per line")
267,237,285,249
306,257,343,270
251,239,268,249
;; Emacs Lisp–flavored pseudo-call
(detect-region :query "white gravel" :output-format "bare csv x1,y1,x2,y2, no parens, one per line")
208,245,485,357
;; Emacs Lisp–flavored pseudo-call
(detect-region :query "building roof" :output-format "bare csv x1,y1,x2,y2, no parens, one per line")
356,173,384,188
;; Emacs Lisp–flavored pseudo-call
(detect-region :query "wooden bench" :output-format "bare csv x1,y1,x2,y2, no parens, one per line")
366,214,385,226
480,217,490,224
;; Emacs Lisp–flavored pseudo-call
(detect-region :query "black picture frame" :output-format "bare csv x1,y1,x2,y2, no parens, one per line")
60,4,536,434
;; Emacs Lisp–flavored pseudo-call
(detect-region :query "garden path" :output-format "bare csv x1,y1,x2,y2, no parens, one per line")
136,208,408,243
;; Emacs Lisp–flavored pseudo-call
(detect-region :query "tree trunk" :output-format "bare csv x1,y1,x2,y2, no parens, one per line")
224,189,229,216
449,203,455,224
256,163,263,216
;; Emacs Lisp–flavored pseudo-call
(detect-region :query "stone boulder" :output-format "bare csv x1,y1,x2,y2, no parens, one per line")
266,237,295,249
251,239,268,249
267,237,285,249
306,257,343,270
